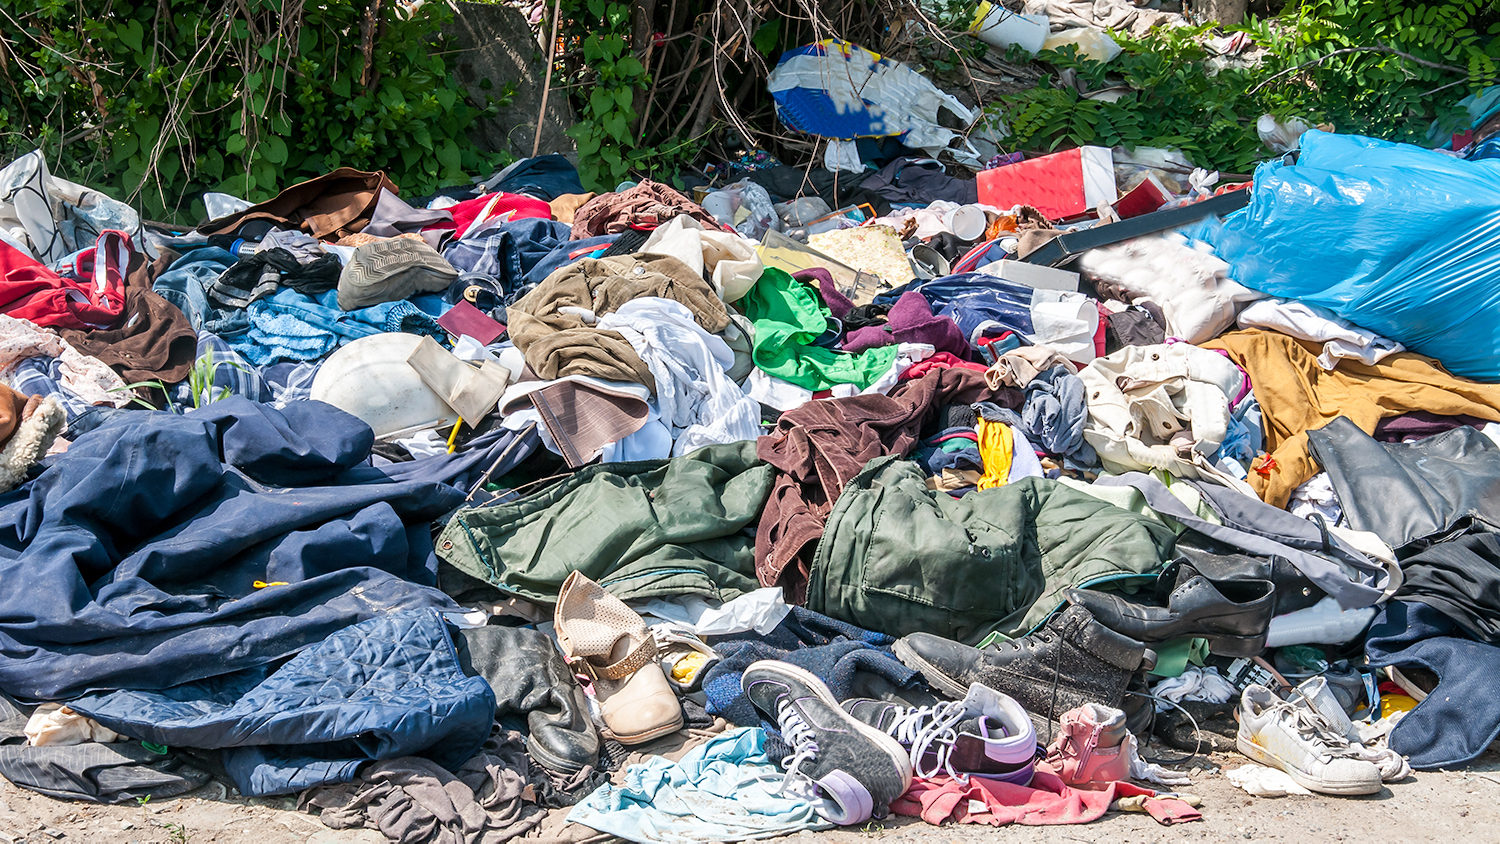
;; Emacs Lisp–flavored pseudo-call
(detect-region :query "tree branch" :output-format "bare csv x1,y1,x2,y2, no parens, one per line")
1248,43,1468,96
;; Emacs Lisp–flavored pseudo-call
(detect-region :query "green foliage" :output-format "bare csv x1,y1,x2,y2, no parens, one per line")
186,350,251,409
563,0,655,190
989,0,1500,172
1,0,508,223
555,0,706,191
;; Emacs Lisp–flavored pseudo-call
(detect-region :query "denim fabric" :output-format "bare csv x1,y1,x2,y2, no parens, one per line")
1021,366,1088,458
234,288,447,365
376,422,540,494
971,366,1090,459
152,246,235,331
69,609,494,797
0,398,464,702
492,154,585,201
521,234,619,294
1365,600,1500,769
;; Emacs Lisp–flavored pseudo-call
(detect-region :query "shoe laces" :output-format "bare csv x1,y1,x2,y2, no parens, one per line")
774,698,823,797
1273,699,1360,758
882,700,970,781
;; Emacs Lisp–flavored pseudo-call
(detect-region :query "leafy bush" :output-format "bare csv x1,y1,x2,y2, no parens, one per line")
1,0,506,223
990,0,1500,172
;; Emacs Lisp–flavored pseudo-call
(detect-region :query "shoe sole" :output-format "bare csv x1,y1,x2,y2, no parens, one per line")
606,715,685,746
891,639,970,700
1235,733,1382,795
744,660,914,800
525,735,590,776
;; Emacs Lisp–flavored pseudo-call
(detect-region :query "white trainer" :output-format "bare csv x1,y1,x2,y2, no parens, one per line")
1236,684,1382,796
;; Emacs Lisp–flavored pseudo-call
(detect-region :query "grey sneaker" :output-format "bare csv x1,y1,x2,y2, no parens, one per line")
742,661,912,825
843,682,1037,785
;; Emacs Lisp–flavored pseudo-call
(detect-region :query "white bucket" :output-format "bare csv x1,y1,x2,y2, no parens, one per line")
970,3,1049,55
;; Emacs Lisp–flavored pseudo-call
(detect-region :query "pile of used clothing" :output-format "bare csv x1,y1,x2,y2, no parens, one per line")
5,110,1500,841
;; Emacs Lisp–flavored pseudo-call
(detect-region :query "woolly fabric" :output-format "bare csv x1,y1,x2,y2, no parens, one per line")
0,314,129,407
0,395,63,493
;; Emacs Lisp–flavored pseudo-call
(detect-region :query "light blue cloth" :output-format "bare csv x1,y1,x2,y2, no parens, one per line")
568,727,831,843
233,288,447,365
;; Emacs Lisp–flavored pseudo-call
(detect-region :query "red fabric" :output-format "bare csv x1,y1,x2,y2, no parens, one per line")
899,352,988,381
0,231,129,329
424,192,552,238
1144,797,1202,825
1093,301,1110,358
891,771,1154,827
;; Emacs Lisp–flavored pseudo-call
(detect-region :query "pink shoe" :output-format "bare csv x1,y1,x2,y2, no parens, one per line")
1045,703,1130,788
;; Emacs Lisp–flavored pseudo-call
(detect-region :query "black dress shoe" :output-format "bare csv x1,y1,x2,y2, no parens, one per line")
1062,565,1274,657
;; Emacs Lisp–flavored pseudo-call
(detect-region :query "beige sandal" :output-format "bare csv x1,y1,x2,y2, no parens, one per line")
554,571,684,744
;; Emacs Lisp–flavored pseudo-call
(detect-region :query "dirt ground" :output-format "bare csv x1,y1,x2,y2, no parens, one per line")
0,749,1495,844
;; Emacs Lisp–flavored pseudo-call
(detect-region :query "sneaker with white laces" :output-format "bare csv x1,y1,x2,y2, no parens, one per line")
1236,684,1382,795
742,660,912,825
842,682,1037,785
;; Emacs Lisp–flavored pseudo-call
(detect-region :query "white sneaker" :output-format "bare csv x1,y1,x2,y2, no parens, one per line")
1290,677,1411,783
1236,684,1382,795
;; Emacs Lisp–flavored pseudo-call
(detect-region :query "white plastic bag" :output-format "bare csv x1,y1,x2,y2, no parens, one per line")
701,179,781,241
0,150,149,263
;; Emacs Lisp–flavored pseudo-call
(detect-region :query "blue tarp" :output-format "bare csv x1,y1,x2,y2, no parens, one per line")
1194,130,1500,381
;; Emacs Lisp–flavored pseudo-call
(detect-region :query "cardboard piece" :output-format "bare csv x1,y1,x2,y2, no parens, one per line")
986,259,1079,292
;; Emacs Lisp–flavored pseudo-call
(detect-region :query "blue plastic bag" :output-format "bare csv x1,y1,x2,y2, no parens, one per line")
1194,130,1500,381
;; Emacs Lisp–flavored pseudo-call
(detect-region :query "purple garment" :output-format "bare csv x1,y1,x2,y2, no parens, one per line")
841,291,968,357
1373,411,1487,443
793,267,852,319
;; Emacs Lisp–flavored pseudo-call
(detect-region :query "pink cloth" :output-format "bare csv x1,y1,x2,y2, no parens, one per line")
424,192,552,238
900,352,988,382
892,771,1151,827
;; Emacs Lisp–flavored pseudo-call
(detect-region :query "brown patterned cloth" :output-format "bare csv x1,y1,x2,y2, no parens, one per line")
569,181,719,240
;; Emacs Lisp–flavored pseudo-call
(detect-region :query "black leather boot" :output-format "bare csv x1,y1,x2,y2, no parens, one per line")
456,626,600,774
1062,564,1274,657
892,605,1154,732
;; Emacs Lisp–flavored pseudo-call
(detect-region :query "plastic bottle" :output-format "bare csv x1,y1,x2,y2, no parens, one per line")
1264,596,1377,648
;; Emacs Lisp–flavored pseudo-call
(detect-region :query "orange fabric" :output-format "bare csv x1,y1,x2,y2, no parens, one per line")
1203,329,1500,507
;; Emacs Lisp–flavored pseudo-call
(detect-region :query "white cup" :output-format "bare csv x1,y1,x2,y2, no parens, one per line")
945,204,988,241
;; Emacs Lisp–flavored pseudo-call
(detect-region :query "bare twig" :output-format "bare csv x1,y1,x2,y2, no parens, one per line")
532,0,562,157
1248,43,1467,95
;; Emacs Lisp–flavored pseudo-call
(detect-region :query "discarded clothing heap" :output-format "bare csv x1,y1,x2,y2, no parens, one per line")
8,111,1500,842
